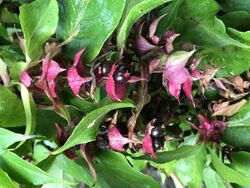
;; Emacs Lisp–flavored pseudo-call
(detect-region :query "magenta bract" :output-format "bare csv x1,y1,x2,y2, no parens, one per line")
142,133,156,158
21,71,32,87
67,49,92,96
107,127,129,151
162,50,195,106
106,64,127,102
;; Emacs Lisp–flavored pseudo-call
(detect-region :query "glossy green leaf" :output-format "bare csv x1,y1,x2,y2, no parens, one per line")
156,0,184,35
0,150,73,185
117,0,173,49
55,155,94,187
0,167,19,188
203,167,227,188
34,109,64,139
220,11,250,31
221,101,250,148
218,0,250,13
173,0,248,48
53,102,135,155
134,145,203,163
229,152,250,178
211,151,250,186
0,86,26,127
57,0,125,63
14,83,36,149
94,150,159,188
175,147,206,188
228,28,250,45
0,128,35,149
19,0,59,61
198,46,250,77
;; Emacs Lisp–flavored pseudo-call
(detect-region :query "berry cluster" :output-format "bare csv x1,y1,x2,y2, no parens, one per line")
150,124,165,152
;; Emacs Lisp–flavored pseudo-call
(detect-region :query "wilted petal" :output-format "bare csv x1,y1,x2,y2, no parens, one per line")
67,66,92,96
182,79,195,107
149,59,161,73
135,23,156,54
163,31,180,54
151,36,160,45
149,15,165,39
106,64,127,102
136,34,156,54
108,127,129,151
21,71,32,87
213,78,227,91
142,133,156,158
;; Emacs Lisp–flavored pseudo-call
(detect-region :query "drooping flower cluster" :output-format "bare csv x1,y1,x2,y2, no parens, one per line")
190,115,227,142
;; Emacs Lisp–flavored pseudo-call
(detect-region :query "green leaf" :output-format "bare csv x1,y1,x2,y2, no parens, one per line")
0,128,35,149
19,0,59,61
221,101,250,148
34,108,64,139
57,0,125,63
173,0,248,48
0,22,8,40
0,8,19,24
53,102,135,155
0,86,26,127
228,28,250,45
134,145,203,163
175,145,206,188
0,167,19,188
94,150,159,188
211,150,250,186
60,89,97,113
203,167,227,188
229,152,250,178
218,0,250,13
0,150,73,185
14,83,36,149
156,0,184,35
117,0,173,49
220,11,250,31
198,46,250,77
55,155,94,187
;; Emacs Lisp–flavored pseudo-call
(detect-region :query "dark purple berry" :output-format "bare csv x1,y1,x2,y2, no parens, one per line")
117,63,131,73
102,63,111,76
93,62,111,78
113,71,128,84
151,127,164,138
152,137,164,152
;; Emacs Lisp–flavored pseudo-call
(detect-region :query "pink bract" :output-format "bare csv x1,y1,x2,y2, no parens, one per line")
21,71,32,87
107,127,129,151
142,133,156,158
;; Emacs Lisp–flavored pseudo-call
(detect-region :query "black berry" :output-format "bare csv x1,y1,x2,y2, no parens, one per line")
113,71,128,84
93,62,111,78
152,137,164,152
102,63,111,76
117,63,131,73
151,127,164,138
